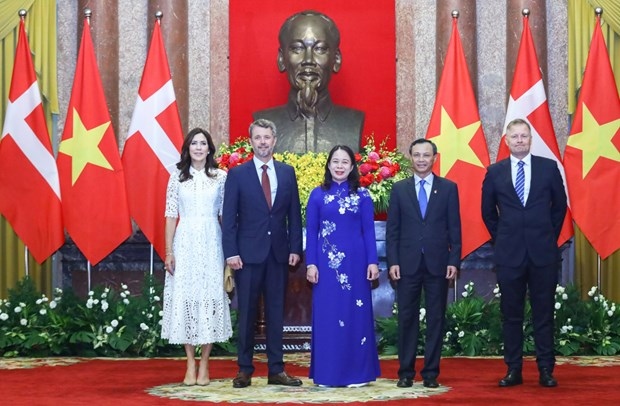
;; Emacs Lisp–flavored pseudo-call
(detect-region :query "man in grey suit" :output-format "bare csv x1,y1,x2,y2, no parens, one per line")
222,119,303,388
482,118,567,388
387,138,462,389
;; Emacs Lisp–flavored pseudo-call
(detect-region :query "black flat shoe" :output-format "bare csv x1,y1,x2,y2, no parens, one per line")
396,377,413,388
423,378,439,388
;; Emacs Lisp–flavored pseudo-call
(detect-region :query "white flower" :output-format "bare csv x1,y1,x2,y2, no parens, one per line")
93,299,99,305
19,302,26,307
158,320,163,326
20,318,27,326
139,323,149,331
101,301,109,312
594,296,599,302
588,286,597,297
445,331,452,337
104,287,110,293
554,302,561,310
121,284,128,290
562,293,568,300
36,299,43,305
123,299,129,305
118,316,123,320
86,299,94,309
120,292,127,298
39,309,47,315
49,301,57,309
608,310,614,317
0,313,8,321
419,308,426,321
101,292,107,299
356,300,363,307
158,310,164,317
458,331,465,338
105,326,114,334
14,306,22,313
111,319,119,327
555,285,565,294
154,296,161,302
147,313,153,319
462,291,468,298
88,291,94,297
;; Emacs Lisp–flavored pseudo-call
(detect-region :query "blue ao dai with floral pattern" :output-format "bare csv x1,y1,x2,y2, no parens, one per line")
305,181,381,386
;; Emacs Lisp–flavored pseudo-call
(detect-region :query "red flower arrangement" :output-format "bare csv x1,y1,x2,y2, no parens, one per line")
216,138,254,170
355,137,410,213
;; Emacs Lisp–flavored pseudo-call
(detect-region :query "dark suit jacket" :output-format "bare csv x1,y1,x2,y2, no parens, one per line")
222,160,303,264
481,155,567,268
386,175,462,276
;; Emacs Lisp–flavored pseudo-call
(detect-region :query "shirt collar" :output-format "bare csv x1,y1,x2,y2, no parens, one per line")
414,173,434,186
510,153,532,167
253,156,274,171
285,90,334,122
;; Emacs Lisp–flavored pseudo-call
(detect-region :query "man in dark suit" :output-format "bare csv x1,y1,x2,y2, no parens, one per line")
481,118,567,388
222,118,303,388
386,138,461,389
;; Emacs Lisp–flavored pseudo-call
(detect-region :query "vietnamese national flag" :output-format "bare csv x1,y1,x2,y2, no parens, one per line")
56,17,131,265
122,19,184,261
0,18,64,264
425,16,491,258
564,16,620,259
497,13,574,246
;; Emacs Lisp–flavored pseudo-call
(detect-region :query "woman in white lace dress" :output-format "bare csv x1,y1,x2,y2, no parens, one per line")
162,128,232,386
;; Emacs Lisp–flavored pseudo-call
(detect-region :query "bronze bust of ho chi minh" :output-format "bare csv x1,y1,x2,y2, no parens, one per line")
253,10,365,153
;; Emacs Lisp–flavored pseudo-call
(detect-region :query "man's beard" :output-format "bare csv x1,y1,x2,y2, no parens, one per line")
295,79,320,118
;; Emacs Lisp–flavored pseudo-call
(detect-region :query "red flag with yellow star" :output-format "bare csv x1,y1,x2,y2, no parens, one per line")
57,17,131,265
425,16,491,258
564,16,620,259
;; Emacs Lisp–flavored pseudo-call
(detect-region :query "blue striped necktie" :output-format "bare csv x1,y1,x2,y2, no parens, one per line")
419,179,428,217
515,160,525,206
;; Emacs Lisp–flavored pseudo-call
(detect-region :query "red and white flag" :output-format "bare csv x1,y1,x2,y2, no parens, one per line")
0,18,64,264
497,13,574,246
122,19,184,261
425,16,491,258
56,17,132,265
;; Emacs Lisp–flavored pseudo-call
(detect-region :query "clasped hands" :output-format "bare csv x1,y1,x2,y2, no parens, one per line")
306,264,379,284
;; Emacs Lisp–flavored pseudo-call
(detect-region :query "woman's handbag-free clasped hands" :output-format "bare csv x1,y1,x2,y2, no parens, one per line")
224,265,235,293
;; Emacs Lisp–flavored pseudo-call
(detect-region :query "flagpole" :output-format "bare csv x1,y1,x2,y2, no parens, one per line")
150,244,154,275
87,260,91,291
595,5,603,293
597,255,601,291
24,247,29,277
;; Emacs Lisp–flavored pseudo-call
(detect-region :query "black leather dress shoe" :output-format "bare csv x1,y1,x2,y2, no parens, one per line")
498,369,523,387
423,378,439,388
539,368,557,387
232,372,252,388
268,371,302,386
396,377,413,388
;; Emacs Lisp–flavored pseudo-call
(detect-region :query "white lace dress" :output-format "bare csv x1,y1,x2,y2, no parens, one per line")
161,167,233,345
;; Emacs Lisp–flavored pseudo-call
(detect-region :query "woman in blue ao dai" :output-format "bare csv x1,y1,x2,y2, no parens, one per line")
305,145,381,387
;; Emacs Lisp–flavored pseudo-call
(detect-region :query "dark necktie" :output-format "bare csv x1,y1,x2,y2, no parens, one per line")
515,161,525,206
419,179,428,218
261,164,272,209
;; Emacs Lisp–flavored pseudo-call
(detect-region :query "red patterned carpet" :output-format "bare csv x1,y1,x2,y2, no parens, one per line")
1,354,619,405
